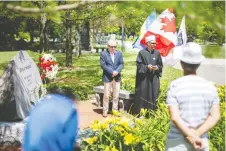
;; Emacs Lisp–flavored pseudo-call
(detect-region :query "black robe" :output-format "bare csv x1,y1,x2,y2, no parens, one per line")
132,48,163,115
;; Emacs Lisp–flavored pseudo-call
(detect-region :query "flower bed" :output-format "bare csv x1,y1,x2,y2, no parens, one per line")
78,81,225,151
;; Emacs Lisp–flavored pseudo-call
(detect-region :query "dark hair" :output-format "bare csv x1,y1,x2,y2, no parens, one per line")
48,86,78,101
181,61,200,72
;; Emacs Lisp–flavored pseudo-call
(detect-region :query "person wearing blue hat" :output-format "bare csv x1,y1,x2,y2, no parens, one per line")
23,87,79,151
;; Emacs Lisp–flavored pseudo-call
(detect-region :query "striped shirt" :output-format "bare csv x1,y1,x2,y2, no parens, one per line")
166,75,220,139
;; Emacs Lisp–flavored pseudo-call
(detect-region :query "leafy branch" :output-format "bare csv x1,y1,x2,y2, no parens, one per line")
5,0,106,13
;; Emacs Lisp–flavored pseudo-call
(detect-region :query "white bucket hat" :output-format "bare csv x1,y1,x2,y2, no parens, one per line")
180,42,205,64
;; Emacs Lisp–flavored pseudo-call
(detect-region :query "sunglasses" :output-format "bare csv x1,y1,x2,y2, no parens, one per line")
109,46,116,48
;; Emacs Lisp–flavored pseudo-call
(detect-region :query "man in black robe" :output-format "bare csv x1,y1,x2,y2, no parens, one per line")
133,35,163,115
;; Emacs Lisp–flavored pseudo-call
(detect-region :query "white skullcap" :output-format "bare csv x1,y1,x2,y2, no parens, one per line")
145,35,156,43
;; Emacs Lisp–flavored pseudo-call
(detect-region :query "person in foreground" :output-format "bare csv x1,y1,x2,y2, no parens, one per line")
133,35,163,115
100,39,124,117
23,87,80,151
165,42,221,151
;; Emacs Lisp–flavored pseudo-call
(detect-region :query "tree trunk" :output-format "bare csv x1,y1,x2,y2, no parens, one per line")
89,21,94,52
65,11,72,66
74,24,80,57
39,1,48,54
40,13,48,54
29,30,34,51
121,21,125,52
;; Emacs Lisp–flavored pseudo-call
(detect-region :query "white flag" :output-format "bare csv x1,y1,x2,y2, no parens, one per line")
173,16,187,60
177,16,187,46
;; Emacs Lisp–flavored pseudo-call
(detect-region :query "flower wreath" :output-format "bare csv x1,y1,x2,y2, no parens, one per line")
37,54,58,80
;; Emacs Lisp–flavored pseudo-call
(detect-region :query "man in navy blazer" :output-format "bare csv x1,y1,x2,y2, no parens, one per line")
100,39,124,117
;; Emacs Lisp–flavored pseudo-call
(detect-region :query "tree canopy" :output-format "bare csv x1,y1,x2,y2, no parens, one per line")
0,1,225,53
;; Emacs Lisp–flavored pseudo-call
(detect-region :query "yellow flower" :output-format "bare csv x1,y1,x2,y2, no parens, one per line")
120,121,129,130
112,110,121,116
135,119,143,125
93,120,99,124
112,146,119,151
124,133,134,145
91,120,101,131
111,117,120,124
105,146,110,151
85,136,98,145
115,127,125,136
140,108,145,114
217,87,221,92
140,108,147,116
104,119,111,125
101,123,108,129
91,123,100,131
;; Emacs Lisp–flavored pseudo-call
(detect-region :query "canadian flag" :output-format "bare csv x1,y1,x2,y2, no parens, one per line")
140,8,177,57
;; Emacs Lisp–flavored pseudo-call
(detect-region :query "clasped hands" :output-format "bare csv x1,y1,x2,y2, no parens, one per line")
148,64,158,71
186,128,205,150
112,71,118,77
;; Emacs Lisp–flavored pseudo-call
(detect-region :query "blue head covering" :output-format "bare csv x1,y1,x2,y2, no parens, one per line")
23,94,78,151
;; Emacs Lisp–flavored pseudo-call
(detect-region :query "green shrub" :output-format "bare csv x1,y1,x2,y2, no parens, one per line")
121,78,135,93
209,85,225,151
47,83,94,100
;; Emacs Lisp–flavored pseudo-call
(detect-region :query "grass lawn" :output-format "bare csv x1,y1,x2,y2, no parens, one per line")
202,45,225,58
0,50,182,100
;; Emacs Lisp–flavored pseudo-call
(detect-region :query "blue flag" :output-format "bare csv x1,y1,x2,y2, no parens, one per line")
132,11,156,50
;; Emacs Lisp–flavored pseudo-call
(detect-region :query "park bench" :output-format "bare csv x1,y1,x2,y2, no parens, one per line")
93,85,135,112
93,45,107,53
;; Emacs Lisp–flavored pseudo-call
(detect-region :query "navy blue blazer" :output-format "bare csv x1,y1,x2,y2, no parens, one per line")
100,49,124,82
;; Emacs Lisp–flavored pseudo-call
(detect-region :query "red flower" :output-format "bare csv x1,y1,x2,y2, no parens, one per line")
38,54,57,80
41,73,46,79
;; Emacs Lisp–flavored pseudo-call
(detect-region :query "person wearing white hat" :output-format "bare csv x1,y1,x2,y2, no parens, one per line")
133,35,163,115
165,42,220,151
100,39,124,117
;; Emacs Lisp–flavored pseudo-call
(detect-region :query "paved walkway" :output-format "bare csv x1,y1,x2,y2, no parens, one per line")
76,100,114,129
164,54,225,85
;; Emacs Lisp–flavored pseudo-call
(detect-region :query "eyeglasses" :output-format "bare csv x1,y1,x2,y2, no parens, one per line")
147,42,156,45
109,46,116,48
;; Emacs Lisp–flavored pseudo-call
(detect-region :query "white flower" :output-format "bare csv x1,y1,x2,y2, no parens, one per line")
40,54,58,80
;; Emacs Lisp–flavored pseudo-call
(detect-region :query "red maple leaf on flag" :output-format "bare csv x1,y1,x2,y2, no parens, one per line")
160,16,176,33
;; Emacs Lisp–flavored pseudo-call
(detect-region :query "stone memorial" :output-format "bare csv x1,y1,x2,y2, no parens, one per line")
12,51,43,120
0,50,43,146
